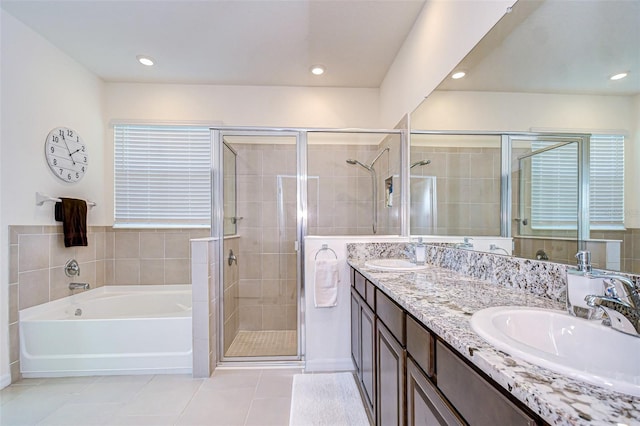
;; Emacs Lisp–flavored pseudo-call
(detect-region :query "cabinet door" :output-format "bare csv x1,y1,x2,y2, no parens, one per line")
351,289,361,377
361,300,376,418
376,320,406,426
407,358,463,426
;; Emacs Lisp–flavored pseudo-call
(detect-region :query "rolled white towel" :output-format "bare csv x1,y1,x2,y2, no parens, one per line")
314,259,340,308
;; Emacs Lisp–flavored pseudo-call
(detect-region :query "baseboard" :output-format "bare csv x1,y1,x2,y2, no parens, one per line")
1,373,12,389
304,358,355,373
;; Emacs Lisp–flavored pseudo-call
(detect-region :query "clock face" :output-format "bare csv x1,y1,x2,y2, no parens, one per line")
45,127,88,183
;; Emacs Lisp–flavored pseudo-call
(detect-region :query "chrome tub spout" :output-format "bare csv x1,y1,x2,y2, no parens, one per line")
69,282,90,290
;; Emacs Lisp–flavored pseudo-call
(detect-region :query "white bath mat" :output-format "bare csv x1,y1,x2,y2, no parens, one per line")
289,372,370,426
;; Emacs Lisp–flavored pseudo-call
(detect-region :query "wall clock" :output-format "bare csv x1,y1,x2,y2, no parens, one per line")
45,127,88,183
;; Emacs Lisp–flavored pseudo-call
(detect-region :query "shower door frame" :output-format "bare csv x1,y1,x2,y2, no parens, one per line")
212,128,307,364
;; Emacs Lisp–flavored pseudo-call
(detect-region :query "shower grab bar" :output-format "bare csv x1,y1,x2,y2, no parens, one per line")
36,192,96,208
315,244,338,260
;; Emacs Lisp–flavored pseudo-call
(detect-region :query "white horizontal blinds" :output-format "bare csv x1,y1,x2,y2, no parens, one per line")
590,134,624,229
530,141,579,229
114,125,211,227
530,135,625,231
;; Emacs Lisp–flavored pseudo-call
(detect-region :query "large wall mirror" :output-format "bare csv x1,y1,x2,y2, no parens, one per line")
410,0,639,274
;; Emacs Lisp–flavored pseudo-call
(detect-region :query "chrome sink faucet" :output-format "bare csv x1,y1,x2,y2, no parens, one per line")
455,237,474,249
585,274,640,336
567,250,640,336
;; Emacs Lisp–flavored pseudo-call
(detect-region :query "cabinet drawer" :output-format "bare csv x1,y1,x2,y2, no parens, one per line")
407,315,434,377
354,270,366,299
436,341,536,426
376,289,405,346
365,279,376,308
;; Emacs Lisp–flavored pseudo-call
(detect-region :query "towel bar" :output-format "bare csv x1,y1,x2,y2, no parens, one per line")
36,192,96,208
315,244,338,260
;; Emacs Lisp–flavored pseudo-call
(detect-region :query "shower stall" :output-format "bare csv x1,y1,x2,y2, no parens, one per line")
212,128,404,363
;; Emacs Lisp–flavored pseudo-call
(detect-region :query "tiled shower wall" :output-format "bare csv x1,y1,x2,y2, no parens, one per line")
307,141,401,235
233,143,297,332
8,225,209,382
410,145,501,236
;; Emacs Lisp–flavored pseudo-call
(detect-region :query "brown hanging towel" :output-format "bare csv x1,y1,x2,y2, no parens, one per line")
57,198,88,247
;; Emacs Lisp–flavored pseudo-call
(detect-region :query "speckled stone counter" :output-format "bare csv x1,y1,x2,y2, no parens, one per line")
348,246,640,426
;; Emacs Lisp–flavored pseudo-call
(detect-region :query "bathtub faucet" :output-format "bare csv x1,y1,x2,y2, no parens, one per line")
69,282,90,291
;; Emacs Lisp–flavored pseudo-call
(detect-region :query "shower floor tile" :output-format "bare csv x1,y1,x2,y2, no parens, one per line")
226,330,297,357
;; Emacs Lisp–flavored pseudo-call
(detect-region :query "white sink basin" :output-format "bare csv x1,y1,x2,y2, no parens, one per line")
364,258,426,271
470,306,640,396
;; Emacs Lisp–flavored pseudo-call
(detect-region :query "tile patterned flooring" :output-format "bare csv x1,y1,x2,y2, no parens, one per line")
225,331,297,357
0,368,300,426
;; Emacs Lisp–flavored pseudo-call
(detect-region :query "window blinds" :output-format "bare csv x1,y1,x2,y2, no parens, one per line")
530,142,579,229
589,134,625,229
114,125,211,227
530,135,624,230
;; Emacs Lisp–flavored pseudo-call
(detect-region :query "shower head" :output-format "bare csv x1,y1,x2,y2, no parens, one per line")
346,147,389,172
410,159,431,169
346,159,372,171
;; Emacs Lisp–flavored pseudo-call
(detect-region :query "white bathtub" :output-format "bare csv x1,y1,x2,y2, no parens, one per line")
19,285,192,377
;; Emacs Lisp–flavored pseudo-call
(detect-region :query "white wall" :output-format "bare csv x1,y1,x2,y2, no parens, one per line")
304,236,407,372
411,90,638,227
379,0,515,128
0,10,106,385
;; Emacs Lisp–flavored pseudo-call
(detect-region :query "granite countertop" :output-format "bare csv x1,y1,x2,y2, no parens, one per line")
349,260,640,426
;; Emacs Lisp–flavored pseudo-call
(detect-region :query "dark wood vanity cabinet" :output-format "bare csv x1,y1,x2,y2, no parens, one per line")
351,270,376,419
350,267,544,426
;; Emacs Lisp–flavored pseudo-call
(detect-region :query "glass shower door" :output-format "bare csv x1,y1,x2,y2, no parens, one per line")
216,131,301,361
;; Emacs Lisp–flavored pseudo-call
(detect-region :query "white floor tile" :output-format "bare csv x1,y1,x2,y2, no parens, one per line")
37,402,121,426
0,368,300,426
244,397,291,426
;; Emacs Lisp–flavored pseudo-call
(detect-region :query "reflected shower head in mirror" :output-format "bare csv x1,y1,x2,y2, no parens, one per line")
346,147,389,171
410,159,431,169
346,159,372,171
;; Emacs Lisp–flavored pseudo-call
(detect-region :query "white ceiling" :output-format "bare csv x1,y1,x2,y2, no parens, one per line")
1,0,426,88
437,0,640,96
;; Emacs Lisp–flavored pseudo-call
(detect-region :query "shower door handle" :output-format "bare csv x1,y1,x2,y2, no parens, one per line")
228,249,237,266
514,217,528,226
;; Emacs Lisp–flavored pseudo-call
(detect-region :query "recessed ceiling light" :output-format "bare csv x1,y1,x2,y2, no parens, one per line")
310,65,325,76
610,72,628,81
451,71,466,79
137,55,155,66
